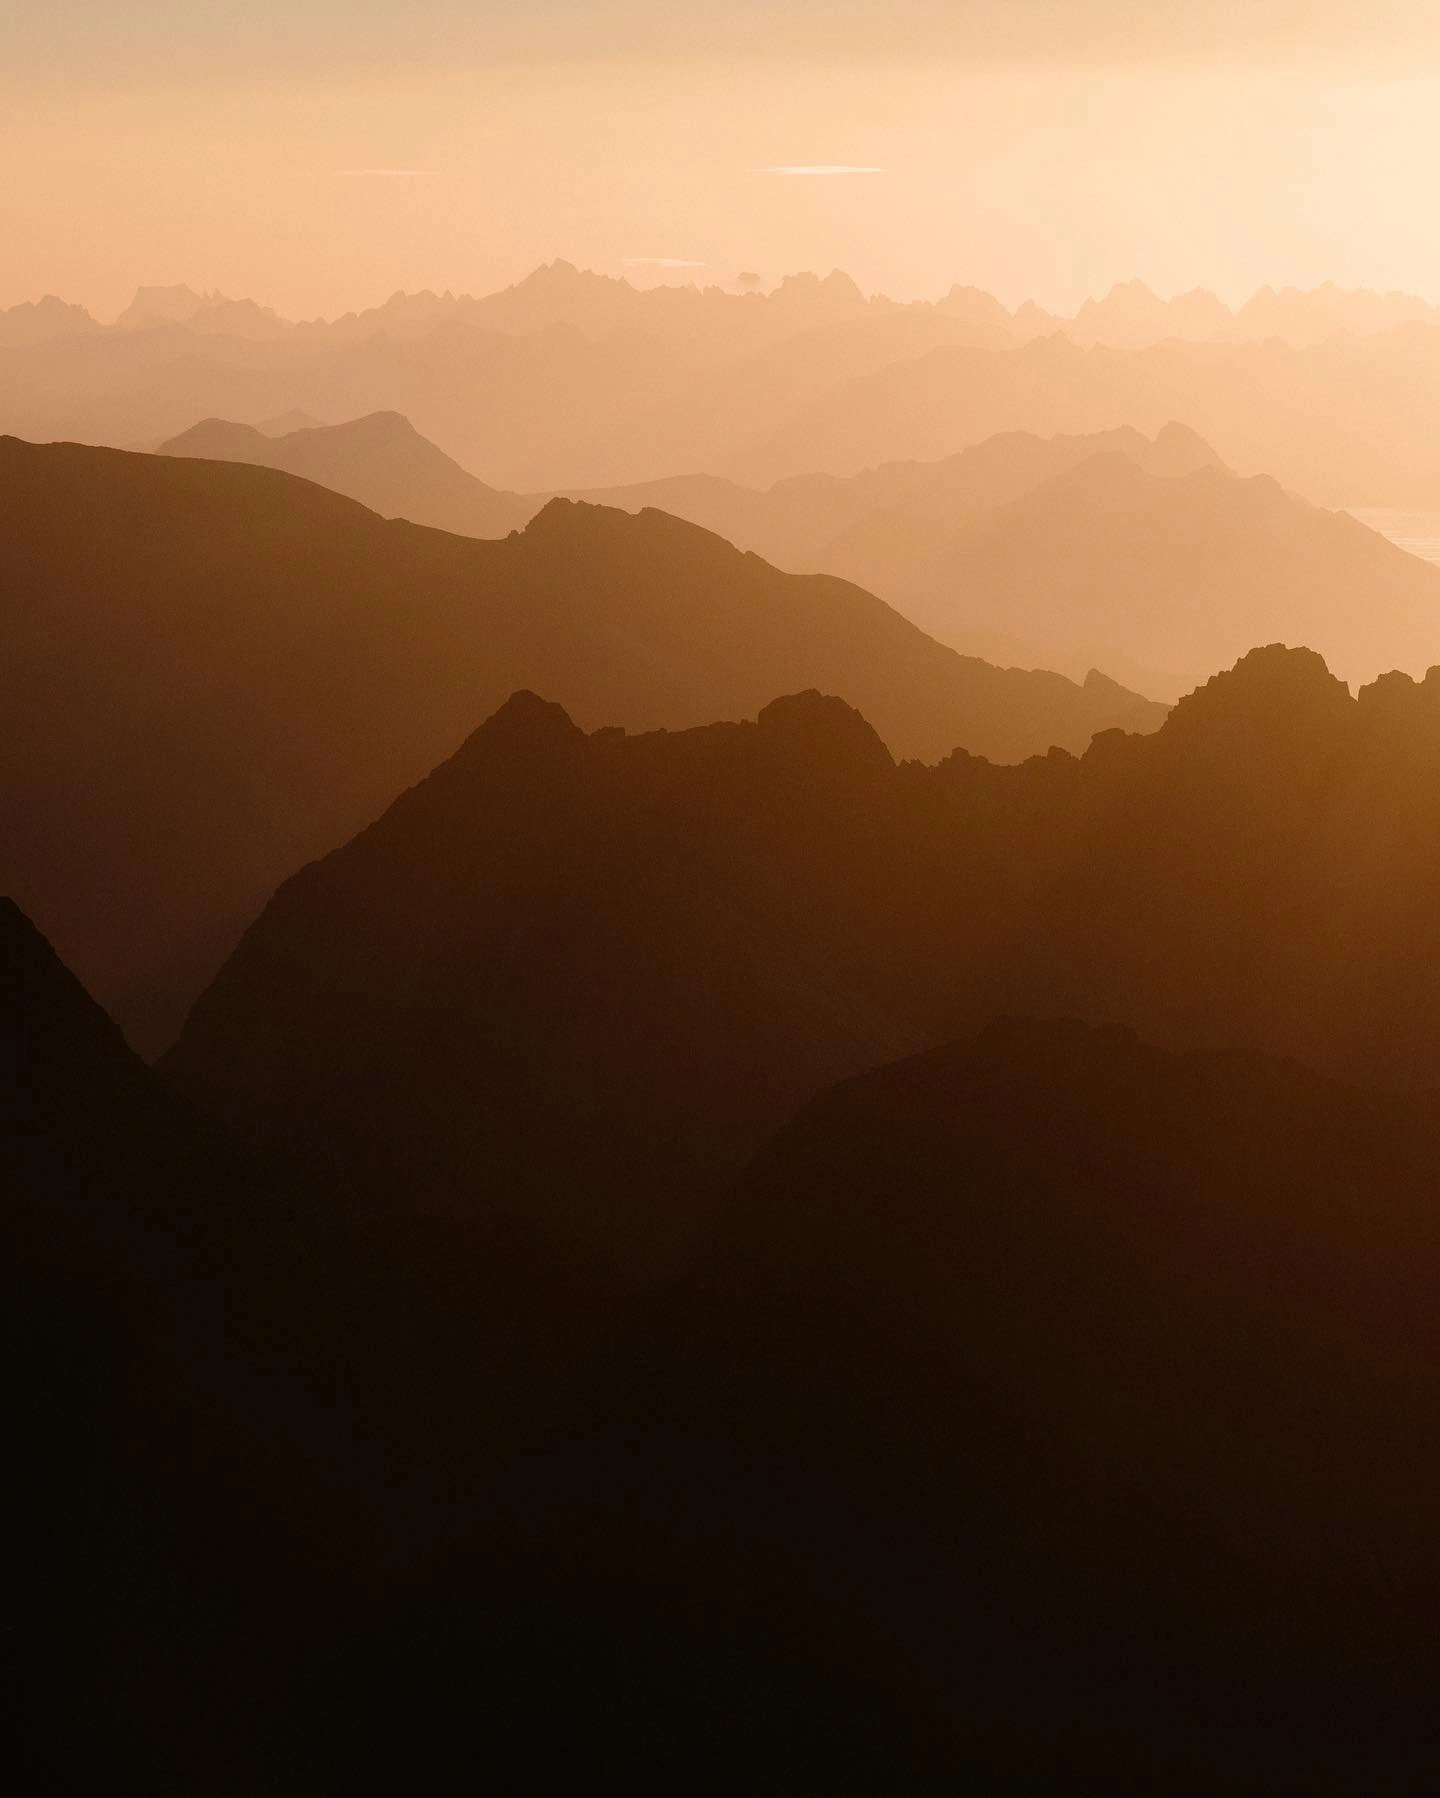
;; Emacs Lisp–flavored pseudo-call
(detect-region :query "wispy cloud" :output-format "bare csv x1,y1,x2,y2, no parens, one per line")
622,257,707,268
333,168,436,177
759,165,884,176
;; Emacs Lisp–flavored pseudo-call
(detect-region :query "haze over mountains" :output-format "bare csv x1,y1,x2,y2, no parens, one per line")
905,451,1440,694
16,0,1440,1774
160,410,1440,695
8,262,1440,501
13,302,1440,1787
12,266,1440,351
1,433,1161,1053
160,411,534,538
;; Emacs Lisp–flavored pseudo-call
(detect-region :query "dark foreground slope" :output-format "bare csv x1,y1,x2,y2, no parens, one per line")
0,436,1159,1051
21,896,1440,1788
295,1020,1440,1791
6,897,265,1788
5,898,645,1793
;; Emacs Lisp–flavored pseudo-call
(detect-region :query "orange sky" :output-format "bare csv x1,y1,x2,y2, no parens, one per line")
4,5,1439,319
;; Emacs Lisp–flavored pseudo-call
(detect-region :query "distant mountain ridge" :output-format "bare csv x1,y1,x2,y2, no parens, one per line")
159,411,533,537
901,449,1440,694
9,266,1440,502
722,324,1440,506
13,266,1439,349
157,411,1440,691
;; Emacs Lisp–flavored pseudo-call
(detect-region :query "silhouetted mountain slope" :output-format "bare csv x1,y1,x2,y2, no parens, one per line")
4,896,648,1791
1,436,1159,1050
5,897,266,1787
907,452,1440,693
4,897,257,1279
162,691,922,1261
287,1018,1440,1790
158,410,533,537
534,1019,1440,1788
167,646,1440,1239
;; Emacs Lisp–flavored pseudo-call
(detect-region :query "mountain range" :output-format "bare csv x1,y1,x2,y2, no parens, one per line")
159,412,1440,694
7,263,1440,501
160,411,534,538
724,324,1440,505
11,266,1440,351
163,646,1440,1293
0,433,1159,1052
13,256,1440,1788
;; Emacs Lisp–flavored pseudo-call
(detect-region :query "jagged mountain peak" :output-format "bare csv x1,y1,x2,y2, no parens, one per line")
1161,643,1354,744
754,690,893,781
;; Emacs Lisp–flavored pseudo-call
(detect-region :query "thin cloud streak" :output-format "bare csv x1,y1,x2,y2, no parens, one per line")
760,165,884,175
622,257,707,267
333,168,436,177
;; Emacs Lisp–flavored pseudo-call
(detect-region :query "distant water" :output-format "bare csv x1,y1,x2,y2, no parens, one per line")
1348,508,1440,567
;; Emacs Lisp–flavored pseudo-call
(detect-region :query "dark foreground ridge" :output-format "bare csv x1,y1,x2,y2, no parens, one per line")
15,902,1440,1788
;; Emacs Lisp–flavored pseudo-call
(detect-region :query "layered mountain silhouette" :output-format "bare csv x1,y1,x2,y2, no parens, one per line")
17,638,1440,1784
2,435,1158,1051
161,690,922,1262
153,411,1439,692
156,408,1215,568
577,423,1439,693
17,267,1437,354
15,252,1440,1790
569,419,1218,568
8,265,1440,499
901,451,1440,693
726,325,1440,505
158,410,534,537
165,647,1440,1260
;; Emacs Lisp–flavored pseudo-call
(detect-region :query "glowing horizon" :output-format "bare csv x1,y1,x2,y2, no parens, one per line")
4,5,1439,321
